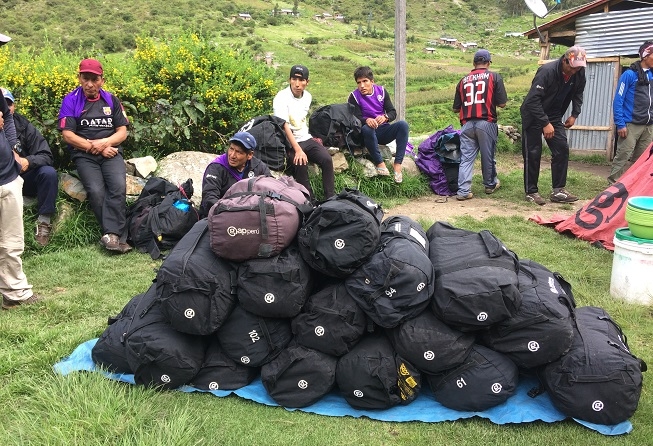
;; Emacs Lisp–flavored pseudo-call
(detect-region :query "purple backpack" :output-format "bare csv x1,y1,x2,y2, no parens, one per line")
415,125,461,196
208,175,313,262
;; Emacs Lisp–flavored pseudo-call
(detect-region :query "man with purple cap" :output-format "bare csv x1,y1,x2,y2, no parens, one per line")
452,49,507,201
0,33,40,309
521,45,587,205
608,40,653,184
58,58,131,253
200,131,271,217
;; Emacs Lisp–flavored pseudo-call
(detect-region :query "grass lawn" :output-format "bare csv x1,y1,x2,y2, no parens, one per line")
2,161,651,446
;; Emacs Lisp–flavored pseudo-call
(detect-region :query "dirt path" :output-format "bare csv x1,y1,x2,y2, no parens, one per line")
385,161,611,223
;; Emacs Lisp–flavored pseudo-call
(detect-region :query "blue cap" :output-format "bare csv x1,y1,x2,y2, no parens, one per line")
229,131,257,151
473,49,491,63
1,87,14,103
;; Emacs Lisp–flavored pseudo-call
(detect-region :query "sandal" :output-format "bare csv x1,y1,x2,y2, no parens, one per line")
375,166,390,176
394,171,403,184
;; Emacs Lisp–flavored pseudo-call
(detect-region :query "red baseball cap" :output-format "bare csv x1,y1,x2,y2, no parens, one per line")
78,58,104,76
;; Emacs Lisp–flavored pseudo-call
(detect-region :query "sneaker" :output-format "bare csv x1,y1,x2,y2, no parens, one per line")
100,233,121,252
526,193,546,206
117,242,133,254
485,180,501,194
35,222,53,247
550,188,579,203
456,192,473,201
2,293,43,310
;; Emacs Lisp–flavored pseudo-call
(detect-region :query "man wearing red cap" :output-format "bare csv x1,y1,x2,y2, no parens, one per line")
608,41,653,184
521,45,587,205
58,58,131,253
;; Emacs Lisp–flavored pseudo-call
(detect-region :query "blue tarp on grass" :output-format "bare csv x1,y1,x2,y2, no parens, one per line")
54,339,632,436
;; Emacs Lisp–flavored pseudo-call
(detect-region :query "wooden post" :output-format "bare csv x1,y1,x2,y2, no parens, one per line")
394,0,406,121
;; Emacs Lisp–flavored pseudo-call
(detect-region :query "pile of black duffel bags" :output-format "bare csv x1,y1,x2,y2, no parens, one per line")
92,175,647,425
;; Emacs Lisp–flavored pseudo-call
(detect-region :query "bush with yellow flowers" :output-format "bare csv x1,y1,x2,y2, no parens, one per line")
0,32,276,168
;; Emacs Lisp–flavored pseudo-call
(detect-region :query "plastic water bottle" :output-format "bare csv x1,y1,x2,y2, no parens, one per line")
173,199,190,213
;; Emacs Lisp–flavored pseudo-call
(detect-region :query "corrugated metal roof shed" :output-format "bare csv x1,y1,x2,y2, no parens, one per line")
576,8,653,57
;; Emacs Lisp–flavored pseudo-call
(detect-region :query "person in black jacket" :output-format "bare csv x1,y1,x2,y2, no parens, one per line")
200,131,271,218
3,88,58,246
521,46,587,205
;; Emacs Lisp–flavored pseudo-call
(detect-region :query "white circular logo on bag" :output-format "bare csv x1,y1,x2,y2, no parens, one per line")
184,308,195,319
364,278,370,284
160,374,171,383
315,326,325,336
298,380,308,389
241,356,250,364
491,383,502,394
528,341,540,352
366,200,378,208
209,382,220,390
592,400,604,412
264,293,275,304
354,390,364,398
424,350,435,361
477,312,488,322
335,239,345,249
417,283,425,292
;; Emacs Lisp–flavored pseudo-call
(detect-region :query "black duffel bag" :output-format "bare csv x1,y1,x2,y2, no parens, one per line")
427,221,522,331
123,284,208,390
190,337,259,391
336,334,421,410
345,234,434,328
216,305,292,368
261,342,338,408
156,219,238,335
291,282,368,357
387,308,475,375
237,243,313,318
478,259,576,369
92,288,149,374
298,189,383,278
537,306,646,425
426,344,519,412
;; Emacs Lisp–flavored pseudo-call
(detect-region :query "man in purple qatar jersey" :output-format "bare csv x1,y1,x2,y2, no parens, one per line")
453,49,507,201
58,58,131,253
348,66,409,184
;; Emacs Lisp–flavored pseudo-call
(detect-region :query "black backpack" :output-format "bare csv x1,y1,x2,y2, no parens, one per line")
261,342,338,408
345,235,435,328
155,219,238,335
216,305,293,368
308,103,362,151
298,189,384,278
190,337,259,391
123,284,208,390
239,115,291,171
127,177,200,259
237,243,314,318
537,306,647,425
92,289,148,374
478,259,576,369
427,221,522,331
426,344,519,412
291,282,368,357
387,309,476,375
336,334,421,410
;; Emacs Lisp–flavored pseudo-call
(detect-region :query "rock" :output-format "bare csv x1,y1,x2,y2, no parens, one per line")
60,173,87,202
379,144,393,160
356,158,378,178
154,151,217,201
23,196,37,208
126,174,147,196
332,151,349,174
126,155,158,178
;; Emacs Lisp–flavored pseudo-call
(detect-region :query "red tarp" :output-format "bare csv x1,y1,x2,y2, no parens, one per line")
531,144,653,251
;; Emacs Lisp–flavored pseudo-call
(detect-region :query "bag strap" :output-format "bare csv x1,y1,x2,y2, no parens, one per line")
181,224,208,273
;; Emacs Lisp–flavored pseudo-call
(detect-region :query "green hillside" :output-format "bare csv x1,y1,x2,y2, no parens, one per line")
1,0,577,133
